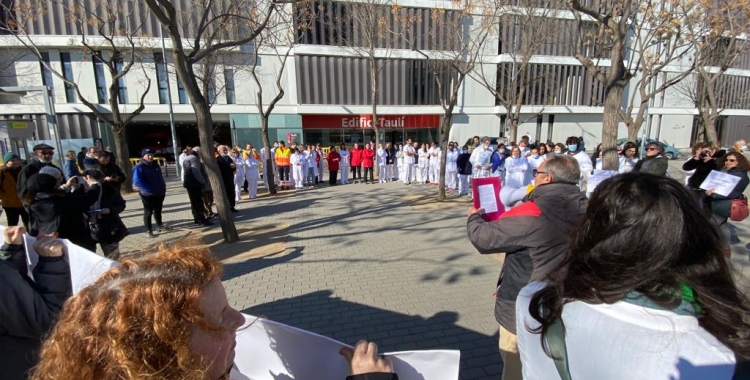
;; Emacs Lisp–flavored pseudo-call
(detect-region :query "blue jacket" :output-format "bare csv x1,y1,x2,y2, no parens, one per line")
491,152,506,173
63,159,80,180
133,160,166,196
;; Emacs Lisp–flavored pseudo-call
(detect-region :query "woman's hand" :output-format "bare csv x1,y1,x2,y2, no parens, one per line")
340,340,394,376
33,237,65,258
706,188,715,196
3,226,25,245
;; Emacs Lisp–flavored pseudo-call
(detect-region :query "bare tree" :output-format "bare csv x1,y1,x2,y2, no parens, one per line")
472,0,561,143
619,1,695,143
2,0,152,192
411,0,493,201
567,0,638,169
249,5,295,195
680,0,750,143
145,0,287,243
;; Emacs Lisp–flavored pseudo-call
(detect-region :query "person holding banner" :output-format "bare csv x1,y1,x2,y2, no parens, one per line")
466,155,586,380
706,151,750,256
0,226,70,380
31,244,398,380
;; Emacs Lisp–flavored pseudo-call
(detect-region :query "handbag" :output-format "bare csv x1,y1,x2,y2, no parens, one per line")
730,195,749,222
89,186,129,244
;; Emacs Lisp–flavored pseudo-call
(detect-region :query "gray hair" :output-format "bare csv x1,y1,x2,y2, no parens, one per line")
544,154,581,184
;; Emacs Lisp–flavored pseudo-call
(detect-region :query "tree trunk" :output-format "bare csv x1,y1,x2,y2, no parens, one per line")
602,84,624,170
705,112,719,144
626,123,639,144
195,102,239,243
112,127,134,193
436,115,452,201
261,116,277,194
508,115,519,143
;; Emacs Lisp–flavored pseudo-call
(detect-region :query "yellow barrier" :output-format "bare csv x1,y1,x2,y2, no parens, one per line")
130,157,170,177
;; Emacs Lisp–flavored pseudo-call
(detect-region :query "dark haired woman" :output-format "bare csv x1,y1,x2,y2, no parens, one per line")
83,169,128,260
516,173,750,380
706,151,750,255
618,141,639,173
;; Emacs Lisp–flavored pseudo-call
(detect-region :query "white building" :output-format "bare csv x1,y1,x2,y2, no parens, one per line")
1,0,749,161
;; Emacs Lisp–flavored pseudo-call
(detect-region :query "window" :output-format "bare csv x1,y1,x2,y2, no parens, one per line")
114,52,128,104
177,77,188,104
92,52,107,104
154,52,168,104
39,53,55,102
224,69,235,104
60,52,76,103
207,76,216,104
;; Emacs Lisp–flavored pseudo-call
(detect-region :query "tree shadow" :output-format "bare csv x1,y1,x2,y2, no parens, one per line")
242,290,501,380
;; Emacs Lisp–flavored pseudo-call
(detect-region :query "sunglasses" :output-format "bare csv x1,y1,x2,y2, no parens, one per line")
647,147,659,151
532,169,547,176
726,159,737,162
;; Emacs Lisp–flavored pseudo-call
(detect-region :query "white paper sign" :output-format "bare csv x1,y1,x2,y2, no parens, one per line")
586,170,618,198
22,234,119,294
477,184,499,213
700,170,742,197
232,315,461,380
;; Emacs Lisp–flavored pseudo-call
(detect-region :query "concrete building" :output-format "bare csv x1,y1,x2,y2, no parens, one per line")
1,0,749,162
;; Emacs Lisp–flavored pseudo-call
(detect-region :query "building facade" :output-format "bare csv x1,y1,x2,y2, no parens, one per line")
1,0,749,162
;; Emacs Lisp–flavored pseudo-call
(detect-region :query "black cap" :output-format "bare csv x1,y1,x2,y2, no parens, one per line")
33,143,54,151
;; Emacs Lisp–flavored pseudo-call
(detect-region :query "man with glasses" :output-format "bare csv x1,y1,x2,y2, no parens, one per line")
466,154,587,380
17,143,60,201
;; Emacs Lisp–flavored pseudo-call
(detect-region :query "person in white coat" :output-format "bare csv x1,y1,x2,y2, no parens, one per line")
377,143,388,183
231,149,246,203
338,144,350,185
396,144,404,182
566,136,593,191
432,143,442,184
469,137,493,178
417,145,430,184
178,147,190,182
290,148,305,190
428,142,439,183
500,146,530,210
315,144,325,184
402,139,416,185
244,151,260,198
526,146,546,184
618,141,639,174
446,142,460,190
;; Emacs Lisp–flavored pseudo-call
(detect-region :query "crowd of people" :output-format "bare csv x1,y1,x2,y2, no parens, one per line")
1,135,750,380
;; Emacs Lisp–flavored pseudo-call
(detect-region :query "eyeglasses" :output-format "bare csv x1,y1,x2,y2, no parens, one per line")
647,147,659,151
532,169,547,176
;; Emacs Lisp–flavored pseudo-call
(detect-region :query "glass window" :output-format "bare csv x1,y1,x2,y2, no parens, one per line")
177,77,188,104
224,69,235,104
39,53,55,102
60,52,76,103
114,52,128,104
207,76,216,104
154,52,168,104
92,52,107,104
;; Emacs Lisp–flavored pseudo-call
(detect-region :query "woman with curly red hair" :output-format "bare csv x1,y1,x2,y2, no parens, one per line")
32,245,397,380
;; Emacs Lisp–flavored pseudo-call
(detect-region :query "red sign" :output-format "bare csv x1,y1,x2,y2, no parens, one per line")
302,114,440,129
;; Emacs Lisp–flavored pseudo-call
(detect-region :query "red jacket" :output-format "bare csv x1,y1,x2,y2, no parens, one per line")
327,151,341,171
350,148,363,166
362,148,375,168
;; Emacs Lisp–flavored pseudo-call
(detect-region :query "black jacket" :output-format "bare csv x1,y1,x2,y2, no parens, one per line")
217,155,235,183
633,155,668,176
99,162,126,193
17,159,59,201
467,182,587,333
0,243,72,380
708,167,750,218
457,153,472,175
29,186,98,251
386,147,396,165
87,182,129,244
683,152,724,189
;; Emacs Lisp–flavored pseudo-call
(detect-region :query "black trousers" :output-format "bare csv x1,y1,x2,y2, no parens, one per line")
186,187,205,222
329,170,338,185
363,167,374,183
140,194,165,231
352,166,361,181
3,207,28,228
278,166,290,182
224,180,236,208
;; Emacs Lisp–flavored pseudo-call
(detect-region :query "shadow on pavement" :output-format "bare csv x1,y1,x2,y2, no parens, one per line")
223,246,305,282
242,290,502,380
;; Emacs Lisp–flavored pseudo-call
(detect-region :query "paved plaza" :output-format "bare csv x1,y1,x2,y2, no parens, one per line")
111,160,750,380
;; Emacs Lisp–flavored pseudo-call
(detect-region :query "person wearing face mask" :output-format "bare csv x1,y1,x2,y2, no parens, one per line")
446,142,460,190
17,144,60,202
553,143,566,156
732,139,747,154
243,151,260,199
386,142,397,181
457,146,472,196
231,150,246,203
377,143,388,183
291,147,306,190
469,137,493,179
417,144,430,185
395,143,404,182
327,146,341,186
339,144,350,185
565,136,593,191
490,143,507,182
402,139,416,185
500,146,531,210
526,146,546,183
0,152,28,227
429,142,440,184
